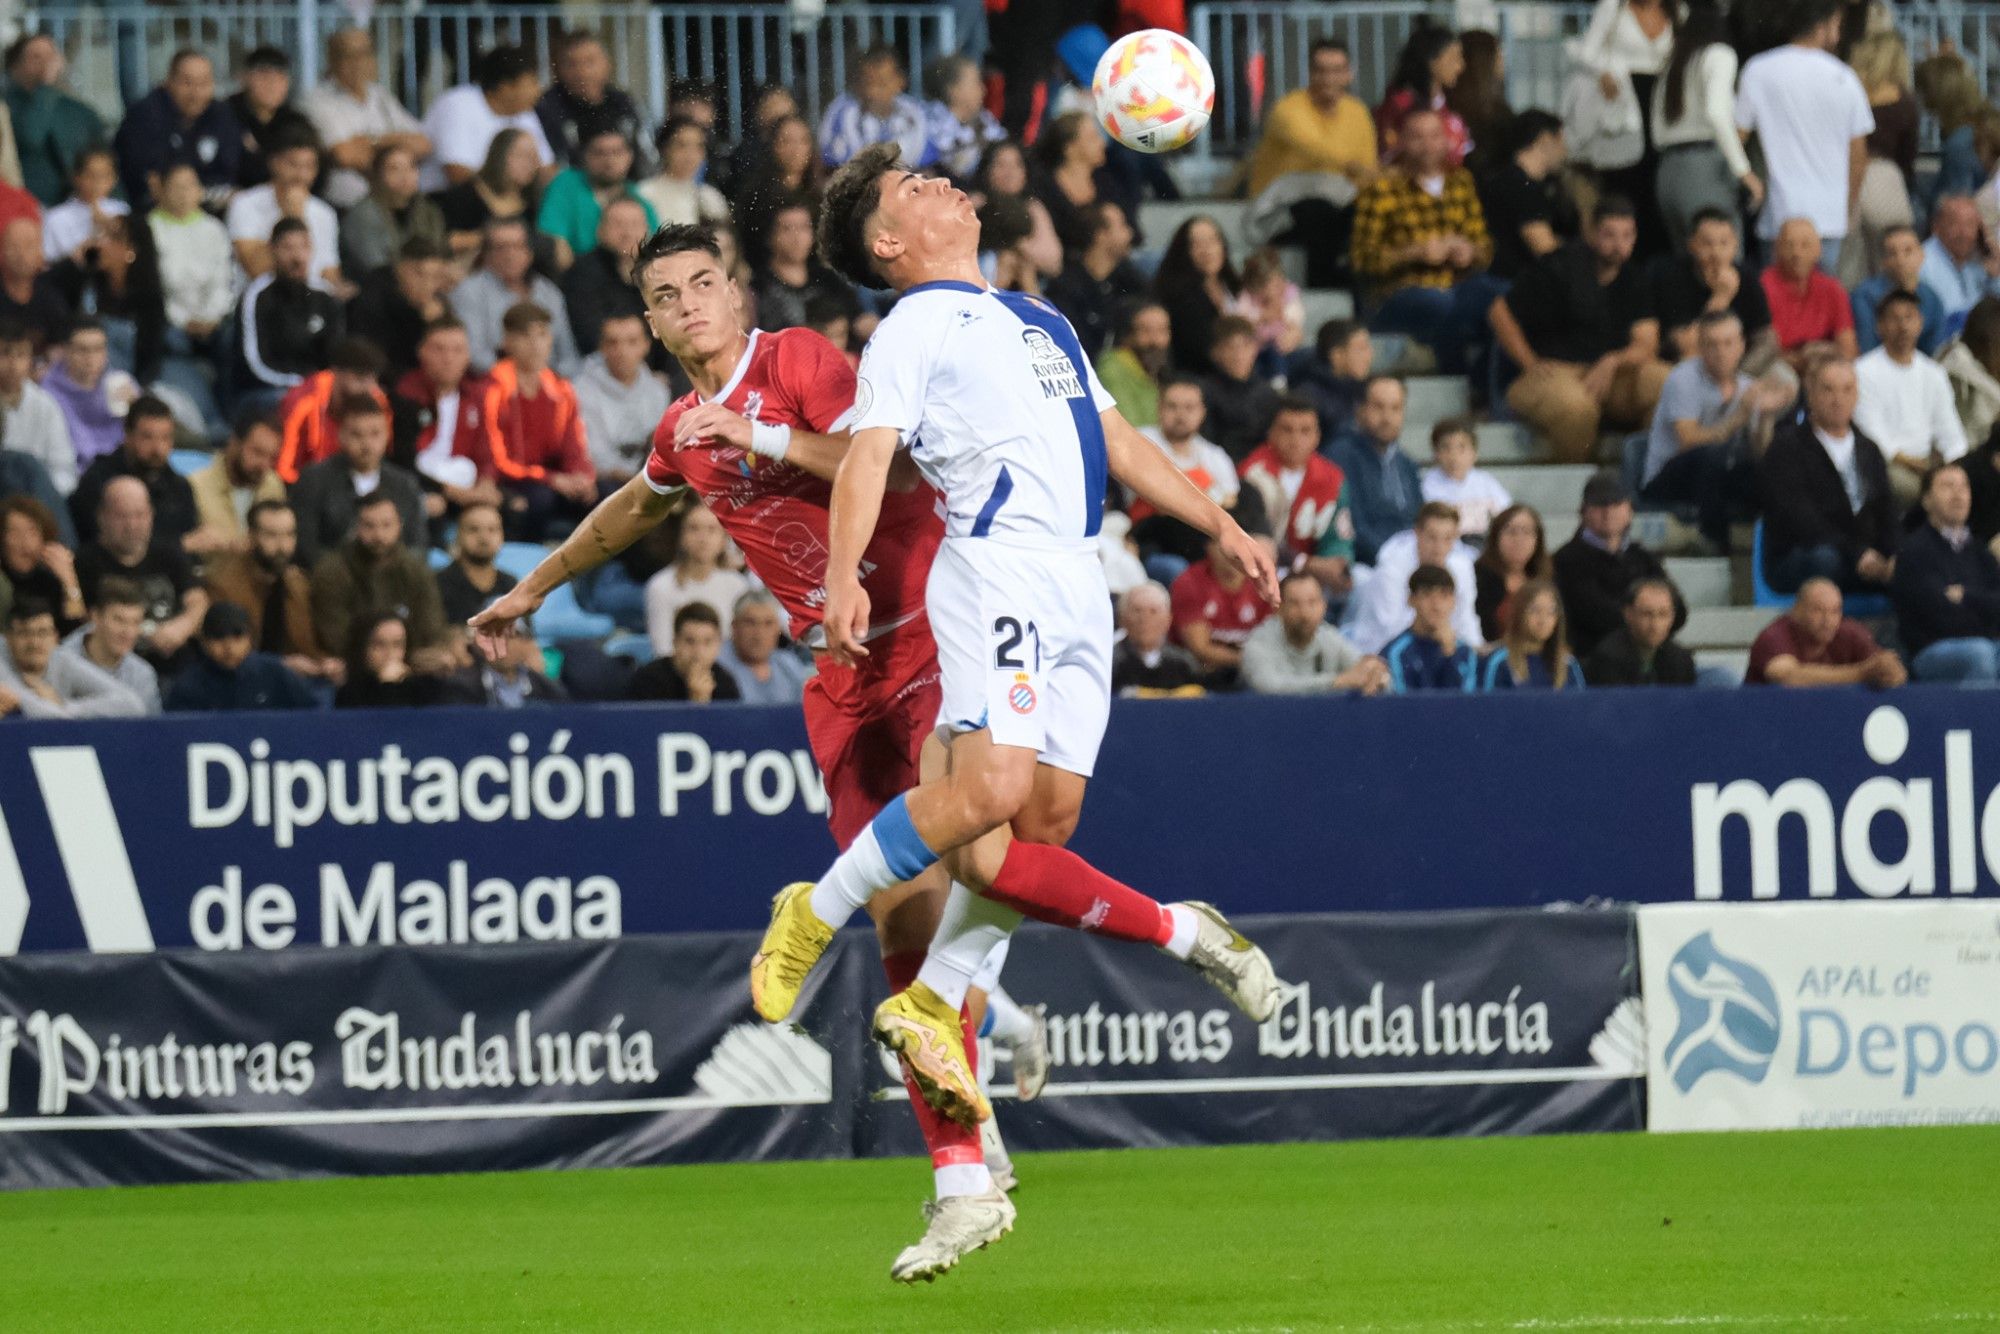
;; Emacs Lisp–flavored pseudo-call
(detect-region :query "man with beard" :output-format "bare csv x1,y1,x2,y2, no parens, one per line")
1093,298,1172,429
203,498,343,686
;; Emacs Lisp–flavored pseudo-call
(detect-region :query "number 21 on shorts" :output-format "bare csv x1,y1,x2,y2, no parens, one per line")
993,615,1043,715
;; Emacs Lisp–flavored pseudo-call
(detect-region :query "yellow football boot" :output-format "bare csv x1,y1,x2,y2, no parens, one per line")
873,981,991,1129
749,882,836,1022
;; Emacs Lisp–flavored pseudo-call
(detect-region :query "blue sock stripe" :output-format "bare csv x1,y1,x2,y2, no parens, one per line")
872,794,939,882
978,1011,995,1039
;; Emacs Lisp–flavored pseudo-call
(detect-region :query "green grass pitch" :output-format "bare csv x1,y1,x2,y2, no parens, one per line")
3,1126,1996,1332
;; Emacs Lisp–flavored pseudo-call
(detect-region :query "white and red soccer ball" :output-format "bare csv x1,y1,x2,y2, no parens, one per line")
1091,29,1215,155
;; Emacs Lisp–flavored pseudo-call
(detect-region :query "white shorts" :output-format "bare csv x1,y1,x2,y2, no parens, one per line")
926,535,1113,778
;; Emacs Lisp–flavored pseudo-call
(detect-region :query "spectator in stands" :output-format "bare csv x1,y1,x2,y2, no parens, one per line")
1474,503,1552,641
1229,248,1305,380
559,197,649,359
578,312,669,491
1141,377,1238,510
1762,218,1860,375
348,236,453,383
311,488,449,674
452,218,579,376
639,116,729,230
1854,289,1969,512
480,303,595,536
1916,54,1987,211
922,55,1005,185
290,395,427,568
1238,396,1349,569
1342,500,1480,654
434,501,516,630
1421,418,1509,540
537,127,656,263
735,115,824,272
1095,298,1172,428
70,396,194,550
756,200,849,332
720,590,809,706
1553,470,1674,657
1031,111,1115,260
630,601,740,702
339,144,446,280
1583,576,1696,686
1245,38,1377,290
1920,194,2000,323
1893,463,2000,683
1839,29,1919,290
304,28,431,211
645,504,749,657
4,33,103,208
1199,317,1280,462
1652,208,1774,365
1046,201,1144,359
189,413,284,553
421,45,554,193
1,496,82,629
1745,576,1906,687
445,615,565,707
47,215,172,393
1735,0,1873,276
275,338,390,483
1643,310,1794,552
42,319,138,478
1852,225,1947,357
805,293,857,366
818,46,928,169
0,596,145,717
1940,298,2000,449
1326,375,1419,567
1351,109,1497,376
203,498,341,687
1376,26,1467,165
1479,579,1583,690
148,161,232,361
238,218,343,408
1153,216,1241,377
537,31,650,174
1242,571,1387,696
1651,1,1756,253
1170,531,1277,687
56,576,160,712
1292,320,1374,444
41,146,125,265
227,46,314,192
0,318,73,496
165,600,318,712
436,129,547,268
1490,197,1666,466
1384,564,1476,691
1455,34,1517,173
0,219,68,346
334,612,442,709
76,475,206,667
721,83,799,193
394,316,499,518
1478,109,1573,281
976,194,1052,298
1112,581,1202,694
1760,355,1898,594
114,50,240,211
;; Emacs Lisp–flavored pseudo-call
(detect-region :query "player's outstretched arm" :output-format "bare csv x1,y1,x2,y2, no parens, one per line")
1101,408,1279,604
468,473,681,659
822,425,899,665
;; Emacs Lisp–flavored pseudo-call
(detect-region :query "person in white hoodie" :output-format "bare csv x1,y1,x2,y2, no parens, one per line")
574,310,669,490
147,162,234,350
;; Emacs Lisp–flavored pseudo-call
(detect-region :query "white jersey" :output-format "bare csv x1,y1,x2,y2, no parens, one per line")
851,280,1117,543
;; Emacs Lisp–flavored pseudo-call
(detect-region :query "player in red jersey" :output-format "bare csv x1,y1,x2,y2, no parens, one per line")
469,223,1047,1282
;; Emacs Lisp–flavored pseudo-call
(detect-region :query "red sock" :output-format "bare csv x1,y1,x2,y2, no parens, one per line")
983,842,1174,946
883,951,983,1172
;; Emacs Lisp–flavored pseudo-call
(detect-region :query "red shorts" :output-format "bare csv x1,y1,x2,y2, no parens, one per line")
802,617,943,850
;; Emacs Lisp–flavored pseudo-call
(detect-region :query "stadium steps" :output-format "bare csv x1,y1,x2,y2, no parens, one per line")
1404,375,1472,423
1695,649,1752,683
1138,199,1250,254
1663,557,1732,610
1680,606,1772,649
1300,288,1355,333
1484,464,1595,521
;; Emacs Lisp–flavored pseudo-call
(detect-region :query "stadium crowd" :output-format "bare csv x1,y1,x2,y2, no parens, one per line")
4,0,2000,720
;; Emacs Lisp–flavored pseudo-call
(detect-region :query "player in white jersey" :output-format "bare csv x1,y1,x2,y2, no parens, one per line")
750,146,1282,1272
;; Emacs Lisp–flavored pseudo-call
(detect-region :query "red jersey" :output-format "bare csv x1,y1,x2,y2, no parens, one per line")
644,328,944,643
1170,557,1270,650
1239,444,1348,563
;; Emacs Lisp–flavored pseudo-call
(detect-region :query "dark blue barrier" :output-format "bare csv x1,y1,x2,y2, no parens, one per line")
0,689,1994,955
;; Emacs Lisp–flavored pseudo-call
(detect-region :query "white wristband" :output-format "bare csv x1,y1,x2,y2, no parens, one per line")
749,421,792,461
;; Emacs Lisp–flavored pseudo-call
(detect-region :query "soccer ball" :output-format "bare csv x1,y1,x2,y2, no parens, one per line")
1091,29,1215,155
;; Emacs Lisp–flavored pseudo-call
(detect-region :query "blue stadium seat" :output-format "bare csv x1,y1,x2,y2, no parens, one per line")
168,449,210,478
531,582,614,644
496,542,550,580
427,547,451,571
1751,519,1891,616
601,632,655,664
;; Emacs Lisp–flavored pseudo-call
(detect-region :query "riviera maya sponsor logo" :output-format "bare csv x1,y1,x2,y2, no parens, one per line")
1663,931,1782,1092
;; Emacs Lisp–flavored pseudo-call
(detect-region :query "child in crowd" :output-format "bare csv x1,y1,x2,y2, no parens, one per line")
1420,417,1511,541
803,292,858,368
1384,565,1477,692
1228,246,1305,380
40,318,139,467
148,163,234,347
42,146,128,264
1295,319,1374,442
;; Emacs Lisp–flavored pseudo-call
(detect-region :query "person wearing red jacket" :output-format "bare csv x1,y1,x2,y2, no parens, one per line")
392,315,501,519
275,337,388,482
480,301,597,538
1236,395,1353,577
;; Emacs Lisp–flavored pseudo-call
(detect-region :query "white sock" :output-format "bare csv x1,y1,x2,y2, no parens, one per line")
934,1162,993,1199
984,986,1036,1046
1160,903,1200,960
916,884,1024,1010
969,932,1011,994
808,826,893,927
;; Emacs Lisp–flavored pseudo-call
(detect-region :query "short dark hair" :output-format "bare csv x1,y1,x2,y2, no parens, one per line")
673,602,722,636
331,337,387,377
1416,500,1460,529
654,113,708,158
1315,318,1365,361
270,216,310,246
230,406,281,440
66,316,105,343
668,77,718,109
1408,564,1455,596
1695,308,1743,337
167,49,209,78
397,235,449,265
598,310,648,339
1508,109,1565,156
633,222,724,291
923,54,977,103
1431,417,1476,451
1592,195,1637,227
0,316,30,350
475,45,538,93
1791,0,1842,41
200,601,253,641
856,43,903,76
244,44,291,73
802,289,860,329
420,315,467,343
90,576,146,613
1624,575,1677,607
1158,373,1205,399
1364,372,1406,400
1113,297,1166,344
1689,207,1736,234
4,34,53,74
1272,393,1318,422
265,122,321,161
501,301,553,335
1923,461,1967,497
816,143,904,288
126,394,174,433
1279,569,1322,597
246,498,292,532
1875,288,1923,320
334,392,387,424
7,597,55,627
1308,37,1350,62
354,489,400,516
1210,314,1257,348
1880,223,1921,252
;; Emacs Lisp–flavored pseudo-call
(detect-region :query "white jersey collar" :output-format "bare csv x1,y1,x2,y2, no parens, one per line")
702,329,762,405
